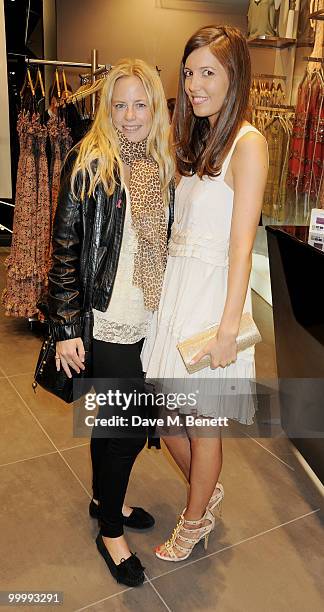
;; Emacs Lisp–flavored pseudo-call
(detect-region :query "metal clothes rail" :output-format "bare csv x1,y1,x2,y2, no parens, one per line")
25,57,104,69
0,200,14,207
255,104,295,112
253,73,287,81
0,201,14,233
0,224,13,234
303,56,324,62
25,50,104,116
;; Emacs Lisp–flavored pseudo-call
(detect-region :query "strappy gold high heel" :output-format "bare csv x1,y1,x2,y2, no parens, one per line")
208,482,224,516
155,507,215,562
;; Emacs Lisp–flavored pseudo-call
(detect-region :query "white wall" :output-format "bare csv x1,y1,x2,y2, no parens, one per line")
0,0,12,199
56,0,247,98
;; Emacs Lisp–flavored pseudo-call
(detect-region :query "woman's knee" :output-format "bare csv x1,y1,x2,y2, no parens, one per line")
187,422,222,441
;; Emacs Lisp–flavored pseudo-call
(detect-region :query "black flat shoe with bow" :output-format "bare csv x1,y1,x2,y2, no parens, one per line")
96,533,145,587
89,500,155,529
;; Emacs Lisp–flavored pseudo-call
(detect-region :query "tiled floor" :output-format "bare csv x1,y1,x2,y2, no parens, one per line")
0,249,323,611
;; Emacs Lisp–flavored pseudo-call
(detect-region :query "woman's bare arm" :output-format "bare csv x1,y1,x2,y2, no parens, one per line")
218,131,268,339
191,131,268,369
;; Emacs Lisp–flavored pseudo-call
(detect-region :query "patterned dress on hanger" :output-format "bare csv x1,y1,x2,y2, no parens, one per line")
2,112,48,317
48,115,72,230
35,119,51,292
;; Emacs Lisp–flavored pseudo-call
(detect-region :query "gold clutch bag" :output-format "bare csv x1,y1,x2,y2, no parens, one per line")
177,312,262,374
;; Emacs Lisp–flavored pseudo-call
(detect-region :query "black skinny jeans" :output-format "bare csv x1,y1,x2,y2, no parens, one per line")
90,338,147,538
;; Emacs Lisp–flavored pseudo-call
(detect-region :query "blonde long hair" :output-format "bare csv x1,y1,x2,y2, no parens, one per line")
71,58,174,204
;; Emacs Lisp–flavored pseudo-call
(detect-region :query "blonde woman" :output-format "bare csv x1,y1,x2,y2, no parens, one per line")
47,59,174,586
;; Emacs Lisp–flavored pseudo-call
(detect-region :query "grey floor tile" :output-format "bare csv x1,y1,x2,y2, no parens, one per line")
0,317,41,376
0,454,132,611
77,582,171,612
134,436,323,577
149,510,324,612
61,436,323,581
61,443,92,494
11,374,89,450
1,233,322,612
246,434,297,462
0,378,53,464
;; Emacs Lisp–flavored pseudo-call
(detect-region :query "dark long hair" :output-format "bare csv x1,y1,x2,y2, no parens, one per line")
173,25,251,178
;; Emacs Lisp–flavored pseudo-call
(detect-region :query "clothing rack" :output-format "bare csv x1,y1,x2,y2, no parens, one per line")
0,201,14,234
25,57,105,69
253,73,287,81
255,104,295,112
79,64,112,85
0,224,13,234
25,51,105,117
0,200,14,207
309,8,324,20
303,56,324,62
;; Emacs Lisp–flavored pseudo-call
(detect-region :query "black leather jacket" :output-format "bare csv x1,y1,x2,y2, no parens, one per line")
46,153,174,342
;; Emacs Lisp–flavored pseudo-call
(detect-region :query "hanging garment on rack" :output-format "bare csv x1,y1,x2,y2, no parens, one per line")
2,57,99,318
298,0,316,46
250,77,286,108
264,120,287,219
35,121,51,282
45,102,84,147
262,115,292,221
2,112,51,317
273,114,295,222
252,106,295,222
302,71,324,197
288,67,324,219
48,115,72,228
248,0,282,39
288,71,312,185
48,116,61,228
64,102,85,145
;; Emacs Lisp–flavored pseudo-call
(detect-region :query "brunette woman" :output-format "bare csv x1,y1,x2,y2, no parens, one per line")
47,59,174,584
142,26,268,561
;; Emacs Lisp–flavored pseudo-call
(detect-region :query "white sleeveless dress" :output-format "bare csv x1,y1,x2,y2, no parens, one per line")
141,125,263,424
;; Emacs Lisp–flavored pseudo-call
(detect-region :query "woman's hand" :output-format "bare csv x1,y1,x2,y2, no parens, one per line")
55,338,85,378
190,332,237,370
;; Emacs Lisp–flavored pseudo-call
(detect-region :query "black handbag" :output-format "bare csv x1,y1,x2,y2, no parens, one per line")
32,310,93,403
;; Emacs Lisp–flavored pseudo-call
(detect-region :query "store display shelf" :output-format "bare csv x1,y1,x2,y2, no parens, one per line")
309,9,324,20
248,37,296,49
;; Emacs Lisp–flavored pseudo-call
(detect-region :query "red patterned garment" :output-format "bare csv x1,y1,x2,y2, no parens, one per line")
287,73,312,189
288,70,324,203
302,71,324,200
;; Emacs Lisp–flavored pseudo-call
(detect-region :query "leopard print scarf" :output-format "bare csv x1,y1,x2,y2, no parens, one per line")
118,130,167,312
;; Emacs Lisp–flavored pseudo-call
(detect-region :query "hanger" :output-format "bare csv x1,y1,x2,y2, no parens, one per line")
55,68,61,99
20,67,35,99
19,67,37,112
34,67,45,98
64,77,104,105
61,69,68,96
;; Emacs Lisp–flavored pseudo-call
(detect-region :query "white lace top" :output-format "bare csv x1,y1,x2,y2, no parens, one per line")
93,189,152,344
